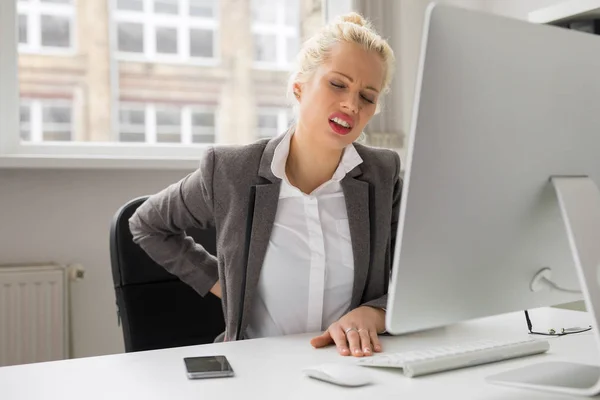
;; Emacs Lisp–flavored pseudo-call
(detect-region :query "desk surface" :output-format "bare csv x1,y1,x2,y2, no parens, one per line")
1,308,597,400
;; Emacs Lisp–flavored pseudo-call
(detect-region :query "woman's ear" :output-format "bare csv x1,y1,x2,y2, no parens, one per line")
293,82,302,101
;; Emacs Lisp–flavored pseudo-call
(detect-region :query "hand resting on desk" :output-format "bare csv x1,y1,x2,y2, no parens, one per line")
310,306,386,357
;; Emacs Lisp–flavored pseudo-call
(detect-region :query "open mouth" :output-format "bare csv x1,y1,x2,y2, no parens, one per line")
329,116,353,135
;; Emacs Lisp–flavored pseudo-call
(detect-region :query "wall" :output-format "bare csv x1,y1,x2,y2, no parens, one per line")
486,0,566,20
0,168,192,358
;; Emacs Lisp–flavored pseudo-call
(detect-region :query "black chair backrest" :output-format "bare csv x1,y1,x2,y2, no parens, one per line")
109,196,225,352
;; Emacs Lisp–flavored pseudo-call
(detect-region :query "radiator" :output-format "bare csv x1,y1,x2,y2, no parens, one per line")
0,264,69,367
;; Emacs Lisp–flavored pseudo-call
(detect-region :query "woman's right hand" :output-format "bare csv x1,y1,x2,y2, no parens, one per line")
210,281,222,298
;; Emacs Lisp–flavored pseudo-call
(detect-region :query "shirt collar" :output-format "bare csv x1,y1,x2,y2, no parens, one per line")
270,129,363,183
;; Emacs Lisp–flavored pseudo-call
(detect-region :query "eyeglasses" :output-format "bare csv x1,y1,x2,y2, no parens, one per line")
524,310,592,337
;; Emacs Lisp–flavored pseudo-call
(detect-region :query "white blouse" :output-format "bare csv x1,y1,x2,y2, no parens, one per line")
245,130,363,338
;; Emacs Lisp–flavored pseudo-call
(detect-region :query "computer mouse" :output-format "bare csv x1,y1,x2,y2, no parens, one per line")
303,363,373,387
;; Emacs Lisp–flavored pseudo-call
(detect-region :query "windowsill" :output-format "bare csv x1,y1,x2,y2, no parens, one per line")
0,153,200,170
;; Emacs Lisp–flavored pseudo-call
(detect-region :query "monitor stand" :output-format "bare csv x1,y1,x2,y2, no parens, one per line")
486,176,600,397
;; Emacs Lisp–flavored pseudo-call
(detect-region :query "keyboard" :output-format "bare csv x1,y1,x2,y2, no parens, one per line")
356,338,550,377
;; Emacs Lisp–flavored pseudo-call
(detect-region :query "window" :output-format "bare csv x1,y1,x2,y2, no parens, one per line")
156,107,181,143
257,107,292,139
118,103,217,144
192,110,216,143
17,0,75,53
115,0,218,63
1,0,325,165
252,0,300,69
19,99,74,142
118,104,146,143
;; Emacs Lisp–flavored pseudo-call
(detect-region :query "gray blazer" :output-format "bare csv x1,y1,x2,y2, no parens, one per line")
129,134,402,342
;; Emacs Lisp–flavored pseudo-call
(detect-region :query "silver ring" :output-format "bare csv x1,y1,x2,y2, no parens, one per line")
344,327,358,335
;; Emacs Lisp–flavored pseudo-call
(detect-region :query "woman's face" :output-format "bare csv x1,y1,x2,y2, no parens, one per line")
294,41,385,150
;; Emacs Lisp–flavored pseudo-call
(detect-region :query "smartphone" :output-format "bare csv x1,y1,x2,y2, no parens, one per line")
184,355,235,379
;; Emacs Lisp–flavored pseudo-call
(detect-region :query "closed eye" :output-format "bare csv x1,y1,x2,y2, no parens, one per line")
331,81,376,104
361,94,375,104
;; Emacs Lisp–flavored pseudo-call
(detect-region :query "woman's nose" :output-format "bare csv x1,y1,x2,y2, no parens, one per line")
341,94,359,114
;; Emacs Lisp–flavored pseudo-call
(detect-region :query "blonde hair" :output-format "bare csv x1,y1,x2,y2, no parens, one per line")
287,11,395,115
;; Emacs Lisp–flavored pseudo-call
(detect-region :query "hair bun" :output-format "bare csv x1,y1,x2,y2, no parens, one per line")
339,12,367,27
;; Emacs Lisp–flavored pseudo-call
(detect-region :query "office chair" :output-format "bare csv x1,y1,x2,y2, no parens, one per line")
109,196,225,352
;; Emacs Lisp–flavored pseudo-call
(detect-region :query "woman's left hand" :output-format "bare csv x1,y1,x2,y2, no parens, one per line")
310,306,385,357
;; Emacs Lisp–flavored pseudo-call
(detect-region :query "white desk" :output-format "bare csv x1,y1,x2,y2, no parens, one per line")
1,308,596,400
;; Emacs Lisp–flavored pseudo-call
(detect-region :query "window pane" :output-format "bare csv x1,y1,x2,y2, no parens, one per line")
154,0,179,15
258,114,278,128
117,0,143,11
286,36,299,63
43,105,71,124
20,105,30,123
18,14,27,44
189,0,215,17
156,109,180,126
284,0,300,26
251,0,277,24
119,109,145,125
157,133,180,143
120,132,145,142
43,131,71,141
118,22,144,53
192,133,215,143
190,29,213,58
156,27,178,54
192,111,214,127
119,105,145,143
41,15,70,48
254,34,277,62
19,105,31,141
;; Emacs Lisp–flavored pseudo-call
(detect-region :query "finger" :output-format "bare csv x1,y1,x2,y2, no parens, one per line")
310,331,333,348
328,325,350,356
370,330,382,352
358,329,372,356
346,329,363,357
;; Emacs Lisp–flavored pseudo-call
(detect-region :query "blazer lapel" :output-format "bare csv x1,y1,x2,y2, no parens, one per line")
341,169,371,309
238,134,285,336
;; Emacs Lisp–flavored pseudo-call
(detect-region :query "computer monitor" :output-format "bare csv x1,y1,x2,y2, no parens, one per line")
386,3,600,396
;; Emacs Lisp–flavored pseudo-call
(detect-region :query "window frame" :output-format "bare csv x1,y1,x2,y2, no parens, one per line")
20,98,75,143
252,0,300,70
118,102,219,145
114,0,219,66
17,0,77,56
257,106,292,139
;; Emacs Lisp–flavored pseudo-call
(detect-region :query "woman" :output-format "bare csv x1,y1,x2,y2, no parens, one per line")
129,12,401,358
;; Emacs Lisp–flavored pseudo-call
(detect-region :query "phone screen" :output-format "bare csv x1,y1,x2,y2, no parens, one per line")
184,356,234,379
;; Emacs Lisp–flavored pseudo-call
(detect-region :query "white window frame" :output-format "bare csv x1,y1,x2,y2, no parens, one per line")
17,0,77,56
114,0,219,66
257,107,291,138
252,0,300,70
21,98,74,143
118,102,218,144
